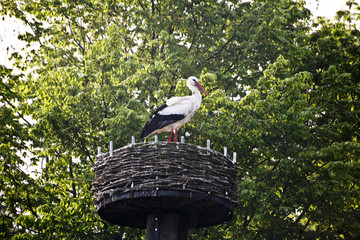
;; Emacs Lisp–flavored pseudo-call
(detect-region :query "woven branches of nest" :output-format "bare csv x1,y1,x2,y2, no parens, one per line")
92,141,238,210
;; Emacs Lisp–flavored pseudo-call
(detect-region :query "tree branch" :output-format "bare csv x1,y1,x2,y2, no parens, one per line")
1,93,31,127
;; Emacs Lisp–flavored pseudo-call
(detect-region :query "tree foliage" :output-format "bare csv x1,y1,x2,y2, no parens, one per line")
1,0,359,239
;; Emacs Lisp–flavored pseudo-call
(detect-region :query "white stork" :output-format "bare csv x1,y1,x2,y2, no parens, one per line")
141,76,208,142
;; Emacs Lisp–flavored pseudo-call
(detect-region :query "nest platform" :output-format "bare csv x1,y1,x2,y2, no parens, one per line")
92,142,238,229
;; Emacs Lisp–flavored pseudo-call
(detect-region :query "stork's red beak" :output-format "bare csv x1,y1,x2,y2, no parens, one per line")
195,82,209,96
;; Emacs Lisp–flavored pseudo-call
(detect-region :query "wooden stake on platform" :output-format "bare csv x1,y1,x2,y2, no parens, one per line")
109,141,113,157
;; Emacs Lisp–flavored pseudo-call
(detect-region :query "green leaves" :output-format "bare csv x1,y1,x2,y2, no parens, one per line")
1,0,360,239
233,22,360,236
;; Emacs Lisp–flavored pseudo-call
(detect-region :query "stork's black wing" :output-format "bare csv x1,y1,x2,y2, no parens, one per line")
140,112,185,139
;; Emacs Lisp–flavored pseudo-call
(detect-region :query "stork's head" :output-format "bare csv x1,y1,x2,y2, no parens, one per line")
187,76,209,96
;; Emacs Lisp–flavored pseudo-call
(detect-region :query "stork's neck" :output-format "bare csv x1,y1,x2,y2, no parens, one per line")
189,85,202,104
189,85,200,96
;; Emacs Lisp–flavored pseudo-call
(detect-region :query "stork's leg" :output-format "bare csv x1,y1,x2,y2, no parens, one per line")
167,131,173,142
174,130,178,143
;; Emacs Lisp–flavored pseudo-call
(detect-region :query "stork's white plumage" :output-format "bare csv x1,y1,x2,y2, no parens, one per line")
141,76,208,142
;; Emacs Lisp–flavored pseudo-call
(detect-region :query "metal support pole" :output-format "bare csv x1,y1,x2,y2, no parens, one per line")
146,213,187,240
154,216,159,240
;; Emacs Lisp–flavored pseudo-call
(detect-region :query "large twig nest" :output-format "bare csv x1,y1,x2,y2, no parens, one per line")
92,141,238,228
